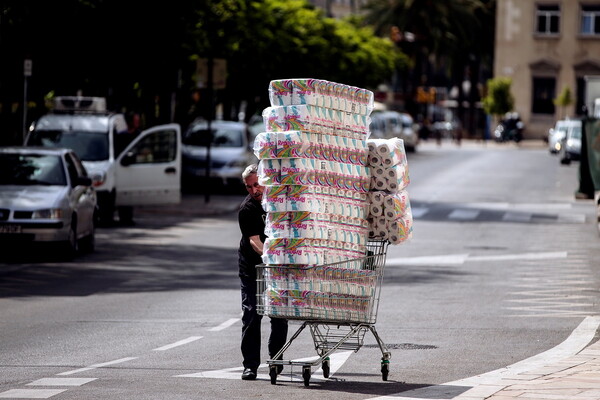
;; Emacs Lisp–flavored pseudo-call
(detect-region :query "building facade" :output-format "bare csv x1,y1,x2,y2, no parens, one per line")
495,0,600,138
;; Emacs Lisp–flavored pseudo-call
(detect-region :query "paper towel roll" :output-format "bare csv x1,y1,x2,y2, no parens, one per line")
253,132,277,159
277,131,311,158
269,80,293,106
258,159,281,186
262,185,288,212
265,211,290,238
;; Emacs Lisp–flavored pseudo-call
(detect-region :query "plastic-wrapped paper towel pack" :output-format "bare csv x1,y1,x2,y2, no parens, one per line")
365,137,413,244
268,78,375,115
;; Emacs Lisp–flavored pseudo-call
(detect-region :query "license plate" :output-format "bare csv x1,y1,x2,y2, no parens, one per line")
0,225,22,234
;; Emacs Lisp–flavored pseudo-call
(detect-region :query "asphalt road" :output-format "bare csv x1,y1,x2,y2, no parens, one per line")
1,139,599,400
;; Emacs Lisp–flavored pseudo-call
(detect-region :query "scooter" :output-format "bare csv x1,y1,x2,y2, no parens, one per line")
493,117,524,143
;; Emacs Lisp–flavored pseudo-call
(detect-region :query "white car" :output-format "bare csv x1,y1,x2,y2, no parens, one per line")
548,119,580,154
558,119,583,165
24,96,181,224
181,120,257,187
0,147,97,258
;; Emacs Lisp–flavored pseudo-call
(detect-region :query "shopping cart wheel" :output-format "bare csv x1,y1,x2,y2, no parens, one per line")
302,366,311,387
381,360,390,381
322,358,330,379
269,365,278,385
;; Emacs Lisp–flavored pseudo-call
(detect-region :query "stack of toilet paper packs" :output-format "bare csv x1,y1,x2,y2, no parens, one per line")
254,78,412,320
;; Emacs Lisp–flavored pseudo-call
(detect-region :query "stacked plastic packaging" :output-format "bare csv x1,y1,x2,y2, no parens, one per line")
255,78,374,266
255,78,413,321
366,138,413,244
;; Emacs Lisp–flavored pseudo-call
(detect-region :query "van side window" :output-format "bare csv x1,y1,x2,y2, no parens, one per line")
128,129,177,164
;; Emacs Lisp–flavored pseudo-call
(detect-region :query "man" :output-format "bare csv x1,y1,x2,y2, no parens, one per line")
238,164,288,381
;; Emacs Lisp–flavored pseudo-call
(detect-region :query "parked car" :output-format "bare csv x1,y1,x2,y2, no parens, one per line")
0,147,97,258
558,119,583,165
369,111,418,152
24,96,181,224
181,119,258,187
548,119,580,154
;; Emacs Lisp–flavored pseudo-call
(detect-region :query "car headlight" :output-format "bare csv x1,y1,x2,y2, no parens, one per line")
32,209,63,219
90,172,106,188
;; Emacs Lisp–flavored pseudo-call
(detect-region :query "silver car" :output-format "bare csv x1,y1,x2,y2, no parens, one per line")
558,120,583,165
369,111,418,152
181,120,257,187
0,147,97,258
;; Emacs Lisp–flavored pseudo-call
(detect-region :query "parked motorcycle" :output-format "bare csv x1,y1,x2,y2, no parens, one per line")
494,112,524,143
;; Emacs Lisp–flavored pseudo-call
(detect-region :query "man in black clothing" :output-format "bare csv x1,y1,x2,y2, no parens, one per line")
238,164,288,381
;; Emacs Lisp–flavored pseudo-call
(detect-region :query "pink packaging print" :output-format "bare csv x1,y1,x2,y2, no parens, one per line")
276,131,311,158
262,185,287,212
257,159,281,186
253,131,278,159
265,211,290,238
269,80,293,106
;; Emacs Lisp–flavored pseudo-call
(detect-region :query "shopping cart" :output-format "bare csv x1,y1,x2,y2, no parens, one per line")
256,240,390,386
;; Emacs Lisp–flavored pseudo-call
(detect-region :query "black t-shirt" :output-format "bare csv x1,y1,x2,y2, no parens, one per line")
238,194,266,278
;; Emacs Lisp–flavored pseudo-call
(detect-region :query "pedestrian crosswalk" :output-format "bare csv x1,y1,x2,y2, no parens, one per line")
410,202,587,224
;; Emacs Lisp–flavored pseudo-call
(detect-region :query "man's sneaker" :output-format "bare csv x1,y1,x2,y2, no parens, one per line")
241,368,257,380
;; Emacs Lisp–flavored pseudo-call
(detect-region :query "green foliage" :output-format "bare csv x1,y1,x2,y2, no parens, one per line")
554,87,573,107
482,77,514,117
0,0,406,132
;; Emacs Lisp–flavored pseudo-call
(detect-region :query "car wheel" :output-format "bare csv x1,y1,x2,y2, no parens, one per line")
79,227,95,254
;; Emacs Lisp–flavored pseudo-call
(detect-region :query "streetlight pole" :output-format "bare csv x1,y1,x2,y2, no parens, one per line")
23,59,32,140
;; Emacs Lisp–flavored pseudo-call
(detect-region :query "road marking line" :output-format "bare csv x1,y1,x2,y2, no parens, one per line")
368,316,600,400
468,251,568,262
410,207,429,218
387,251,567,266
27,378,97,386
153,336,203,351
502,211,531,222
558,214,587,223
448,209,480,220
208,318,239,331
386,254,469,266
0,389,68,398
175,351,353,380
57,357,137,376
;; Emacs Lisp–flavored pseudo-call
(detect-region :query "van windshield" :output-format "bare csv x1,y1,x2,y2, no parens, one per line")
27,130,109,161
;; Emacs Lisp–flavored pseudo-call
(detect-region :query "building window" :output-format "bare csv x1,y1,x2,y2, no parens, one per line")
531,77,556,114
581,4,600,35
535,4,560,34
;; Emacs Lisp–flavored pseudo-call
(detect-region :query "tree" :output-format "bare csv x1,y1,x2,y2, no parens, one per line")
0,0,407,143
362,0,496,136
482,77,514,121
554,87,574,119
189,0,406,121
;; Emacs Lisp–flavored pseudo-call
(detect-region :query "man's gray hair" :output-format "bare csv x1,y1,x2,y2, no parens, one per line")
242,164,258,180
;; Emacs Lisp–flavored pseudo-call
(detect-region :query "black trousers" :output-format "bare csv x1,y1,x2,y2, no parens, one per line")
240,274,288,370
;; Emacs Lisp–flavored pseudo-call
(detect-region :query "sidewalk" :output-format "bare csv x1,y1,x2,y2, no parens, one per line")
463,338,600,400
136,193,245,217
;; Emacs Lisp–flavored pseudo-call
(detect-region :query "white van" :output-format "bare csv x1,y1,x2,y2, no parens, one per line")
24,96,181,223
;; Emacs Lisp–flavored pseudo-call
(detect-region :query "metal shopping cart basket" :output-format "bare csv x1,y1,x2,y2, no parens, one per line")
256,240,390,386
